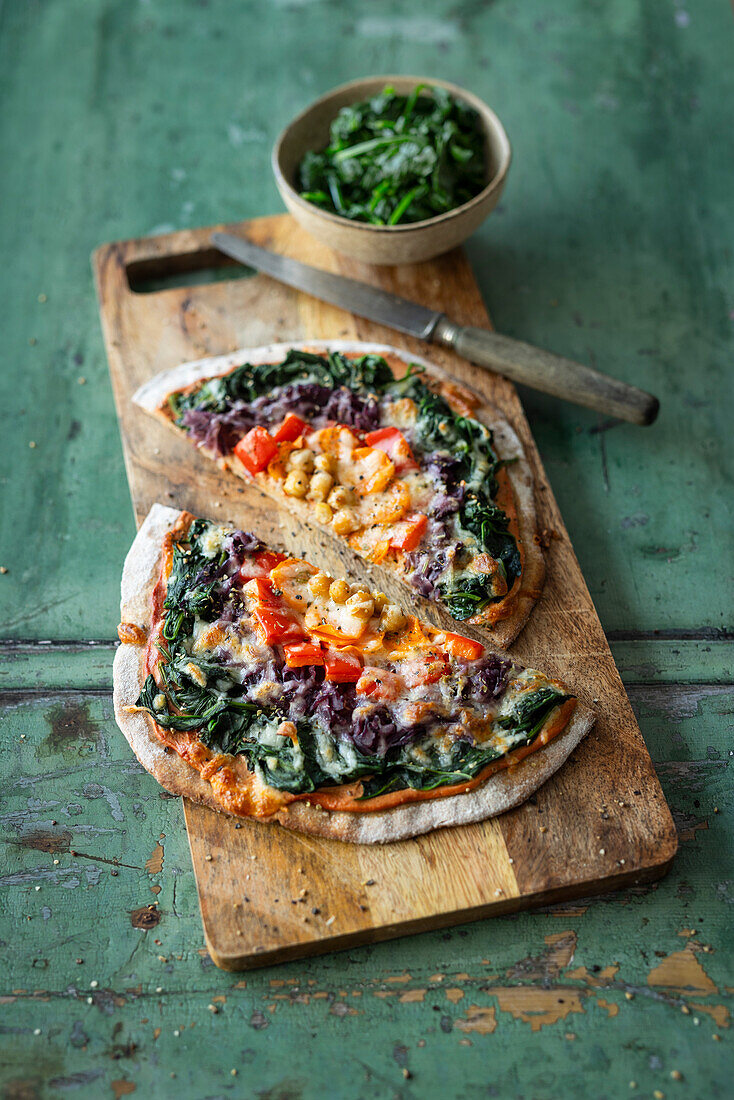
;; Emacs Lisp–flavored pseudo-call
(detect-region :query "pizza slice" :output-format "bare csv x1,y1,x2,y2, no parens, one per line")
133,341,545,647
114,504,593,844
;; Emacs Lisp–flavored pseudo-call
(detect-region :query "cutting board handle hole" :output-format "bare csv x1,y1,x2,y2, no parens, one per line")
126,247,256,294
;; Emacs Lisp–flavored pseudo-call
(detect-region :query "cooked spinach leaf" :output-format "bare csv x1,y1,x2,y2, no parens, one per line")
495,688,570,739
359,739,504,800
137,673,259,740
438,573,499,621
297,84,487,225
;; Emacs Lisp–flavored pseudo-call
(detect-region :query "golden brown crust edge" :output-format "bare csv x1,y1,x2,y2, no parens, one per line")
113,503,594,845
133,340,545,647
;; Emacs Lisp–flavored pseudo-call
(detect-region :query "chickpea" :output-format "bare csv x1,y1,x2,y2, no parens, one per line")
308,470,334,502
346,591,375,620
332,508,359,535
288,448,314,474
314,452,337,475
313,502,333,525
308,571,331,599
328,485,355,509
329,578,351,604
380,603,406,633
372,591,389,611
283,469,309,498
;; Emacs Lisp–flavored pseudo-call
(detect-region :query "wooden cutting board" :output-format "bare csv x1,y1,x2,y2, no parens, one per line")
94,214,677,970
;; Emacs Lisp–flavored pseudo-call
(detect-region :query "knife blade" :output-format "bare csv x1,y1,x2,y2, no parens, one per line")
211,232,659,426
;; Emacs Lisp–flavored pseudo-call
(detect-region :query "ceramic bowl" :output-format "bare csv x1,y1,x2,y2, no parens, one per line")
272,75,511,265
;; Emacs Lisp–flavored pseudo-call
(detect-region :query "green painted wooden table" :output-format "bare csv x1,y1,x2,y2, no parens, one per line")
1,1,732,1097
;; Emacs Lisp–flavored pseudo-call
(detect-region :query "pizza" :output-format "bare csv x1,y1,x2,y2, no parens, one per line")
113,504,593,844
133,341,545,647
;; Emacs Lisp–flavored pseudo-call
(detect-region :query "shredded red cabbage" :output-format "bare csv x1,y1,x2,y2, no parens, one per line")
222,530,265,560
249,381,333,424
310,681,358,741
463,654,512,702
406,526,462,599
322,386,380,431
182,404,256,457
430,494,462,519
425,451,464,487
351,705,418,756
190,529,266,619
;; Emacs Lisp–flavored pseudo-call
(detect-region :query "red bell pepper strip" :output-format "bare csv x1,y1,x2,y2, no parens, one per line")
323,648,363,682
400,651,451,688
283,641,324,668
389,513,428,552
255,549,288,573
233,426,278,475
246,577,279,604
251,607,305,646
239,549,288,583
272,413,308,444
364,426,418,471
440,632,485,662
356,667,405,701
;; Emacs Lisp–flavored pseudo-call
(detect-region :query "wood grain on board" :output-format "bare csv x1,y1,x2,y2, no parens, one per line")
94,214,677,970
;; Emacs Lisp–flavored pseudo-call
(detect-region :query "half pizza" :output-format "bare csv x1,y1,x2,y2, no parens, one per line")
133,341,545,647
113,504,593,844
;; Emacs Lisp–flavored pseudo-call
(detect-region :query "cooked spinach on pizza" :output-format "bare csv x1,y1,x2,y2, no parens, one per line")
113,505,592,844
134,342,544,645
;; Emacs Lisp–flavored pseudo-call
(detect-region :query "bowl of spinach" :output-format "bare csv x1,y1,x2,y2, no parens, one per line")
273,76,511,265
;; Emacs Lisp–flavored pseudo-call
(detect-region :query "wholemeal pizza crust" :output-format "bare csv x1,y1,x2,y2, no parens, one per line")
133,341,545,648
113,503,594,844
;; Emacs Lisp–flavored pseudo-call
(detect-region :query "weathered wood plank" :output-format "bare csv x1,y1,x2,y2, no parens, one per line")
0,644,118,693
610,638,734,685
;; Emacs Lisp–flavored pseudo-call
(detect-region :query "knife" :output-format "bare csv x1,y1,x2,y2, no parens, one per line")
211,232,659,426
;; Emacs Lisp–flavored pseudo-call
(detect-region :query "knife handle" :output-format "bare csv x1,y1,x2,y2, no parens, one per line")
433,319,659,426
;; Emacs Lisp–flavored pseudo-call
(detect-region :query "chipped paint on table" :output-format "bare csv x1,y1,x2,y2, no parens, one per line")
0,0,732,1097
